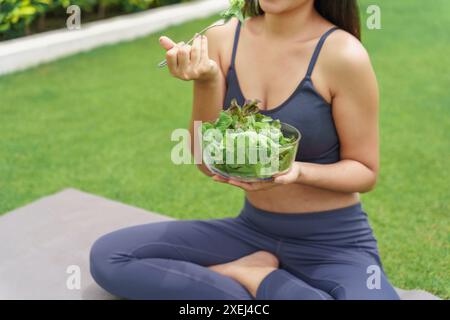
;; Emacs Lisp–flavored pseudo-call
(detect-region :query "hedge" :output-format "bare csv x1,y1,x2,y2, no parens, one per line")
0,0,190,40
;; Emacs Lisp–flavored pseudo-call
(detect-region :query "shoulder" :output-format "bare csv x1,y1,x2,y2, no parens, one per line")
322,29,374,77
204,17,239,49
320,29,377,93
204,18,240,72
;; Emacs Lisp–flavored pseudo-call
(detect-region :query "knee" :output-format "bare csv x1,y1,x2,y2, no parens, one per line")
89,235,109,285
89,233,125,290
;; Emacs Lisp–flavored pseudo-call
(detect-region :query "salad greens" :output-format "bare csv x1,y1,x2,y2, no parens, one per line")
201,99,300,180
220,0,246,24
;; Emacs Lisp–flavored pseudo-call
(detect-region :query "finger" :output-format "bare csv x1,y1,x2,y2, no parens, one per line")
253,182,276,190
191,34,202,66
200,35,210,64
273,162,297,177
177,43,190,72
272,169,288,178
274,169,297,184
166,46,179,74
159,36,177,51
228,179,253,191
212,175,228,183
277,163,301,184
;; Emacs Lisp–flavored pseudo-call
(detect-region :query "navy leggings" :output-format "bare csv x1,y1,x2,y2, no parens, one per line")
90,199,400,300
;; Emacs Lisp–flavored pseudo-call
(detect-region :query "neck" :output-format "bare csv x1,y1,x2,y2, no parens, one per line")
262,3,318,38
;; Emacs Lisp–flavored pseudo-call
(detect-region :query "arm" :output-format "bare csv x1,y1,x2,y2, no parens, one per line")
277,35,380,193
190,28,227,176
215,33,380,194
160,24,228,176
296,37,379,193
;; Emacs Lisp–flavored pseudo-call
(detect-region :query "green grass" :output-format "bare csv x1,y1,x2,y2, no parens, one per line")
0,0,449,298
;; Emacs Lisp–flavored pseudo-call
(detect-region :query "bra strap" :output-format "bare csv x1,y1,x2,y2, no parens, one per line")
230,21,242,68
305,27,339,78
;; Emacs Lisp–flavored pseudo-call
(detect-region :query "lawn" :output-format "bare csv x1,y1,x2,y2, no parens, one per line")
0,0,448,298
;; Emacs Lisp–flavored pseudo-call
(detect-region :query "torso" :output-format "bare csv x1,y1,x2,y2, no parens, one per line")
217,17,360,214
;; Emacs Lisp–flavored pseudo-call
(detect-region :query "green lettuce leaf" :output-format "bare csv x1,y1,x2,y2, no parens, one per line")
202,99,299,179
220,0,246,24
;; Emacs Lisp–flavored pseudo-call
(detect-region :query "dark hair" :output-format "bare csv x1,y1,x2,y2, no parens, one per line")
243,0,361,40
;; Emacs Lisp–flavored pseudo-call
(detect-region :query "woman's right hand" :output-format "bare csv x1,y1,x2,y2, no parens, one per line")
159,34,219,82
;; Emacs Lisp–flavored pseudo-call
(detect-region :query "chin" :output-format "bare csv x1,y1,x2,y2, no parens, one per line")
258,0,311,15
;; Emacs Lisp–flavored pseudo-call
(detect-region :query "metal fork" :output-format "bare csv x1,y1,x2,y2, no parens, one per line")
157,19,227,68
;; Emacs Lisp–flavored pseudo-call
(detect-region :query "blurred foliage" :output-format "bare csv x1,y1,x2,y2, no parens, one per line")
0,0,190,39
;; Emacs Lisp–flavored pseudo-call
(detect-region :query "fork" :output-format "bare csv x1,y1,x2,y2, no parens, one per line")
157,19,227,68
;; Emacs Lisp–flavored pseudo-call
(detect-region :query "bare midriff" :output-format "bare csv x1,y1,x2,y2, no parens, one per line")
246,184,360,214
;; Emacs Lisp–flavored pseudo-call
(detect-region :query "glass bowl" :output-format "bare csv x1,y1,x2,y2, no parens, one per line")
203,122,301,182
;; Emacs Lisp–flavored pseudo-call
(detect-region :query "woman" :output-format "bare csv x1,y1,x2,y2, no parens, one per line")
90,0,400,300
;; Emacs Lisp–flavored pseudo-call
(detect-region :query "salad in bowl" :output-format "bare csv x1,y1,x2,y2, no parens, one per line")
201,99,301,182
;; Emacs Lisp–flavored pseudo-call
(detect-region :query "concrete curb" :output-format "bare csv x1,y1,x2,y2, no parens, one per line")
0,0,228,76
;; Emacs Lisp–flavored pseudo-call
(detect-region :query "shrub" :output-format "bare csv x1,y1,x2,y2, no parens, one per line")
0,0,190,40
0,0,51,37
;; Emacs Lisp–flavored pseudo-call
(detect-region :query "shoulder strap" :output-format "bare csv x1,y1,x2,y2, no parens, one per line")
305,27,339,78
230,21,242,68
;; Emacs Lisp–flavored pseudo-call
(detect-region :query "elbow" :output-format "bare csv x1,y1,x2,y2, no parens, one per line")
360,182,376,194
359,171,378,193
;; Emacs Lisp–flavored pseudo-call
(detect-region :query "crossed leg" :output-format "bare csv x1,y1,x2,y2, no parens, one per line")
90,217,277,299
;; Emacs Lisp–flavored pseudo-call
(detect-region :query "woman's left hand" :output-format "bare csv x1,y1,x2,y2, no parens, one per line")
212,162,302,191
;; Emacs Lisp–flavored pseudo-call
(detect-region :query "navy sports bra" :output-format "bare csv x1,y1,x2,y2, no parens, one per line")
223,22,340,164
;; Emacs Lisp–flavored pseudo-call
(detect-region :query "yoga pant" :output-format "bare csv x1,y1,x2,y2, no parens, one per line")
90,199,400,300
